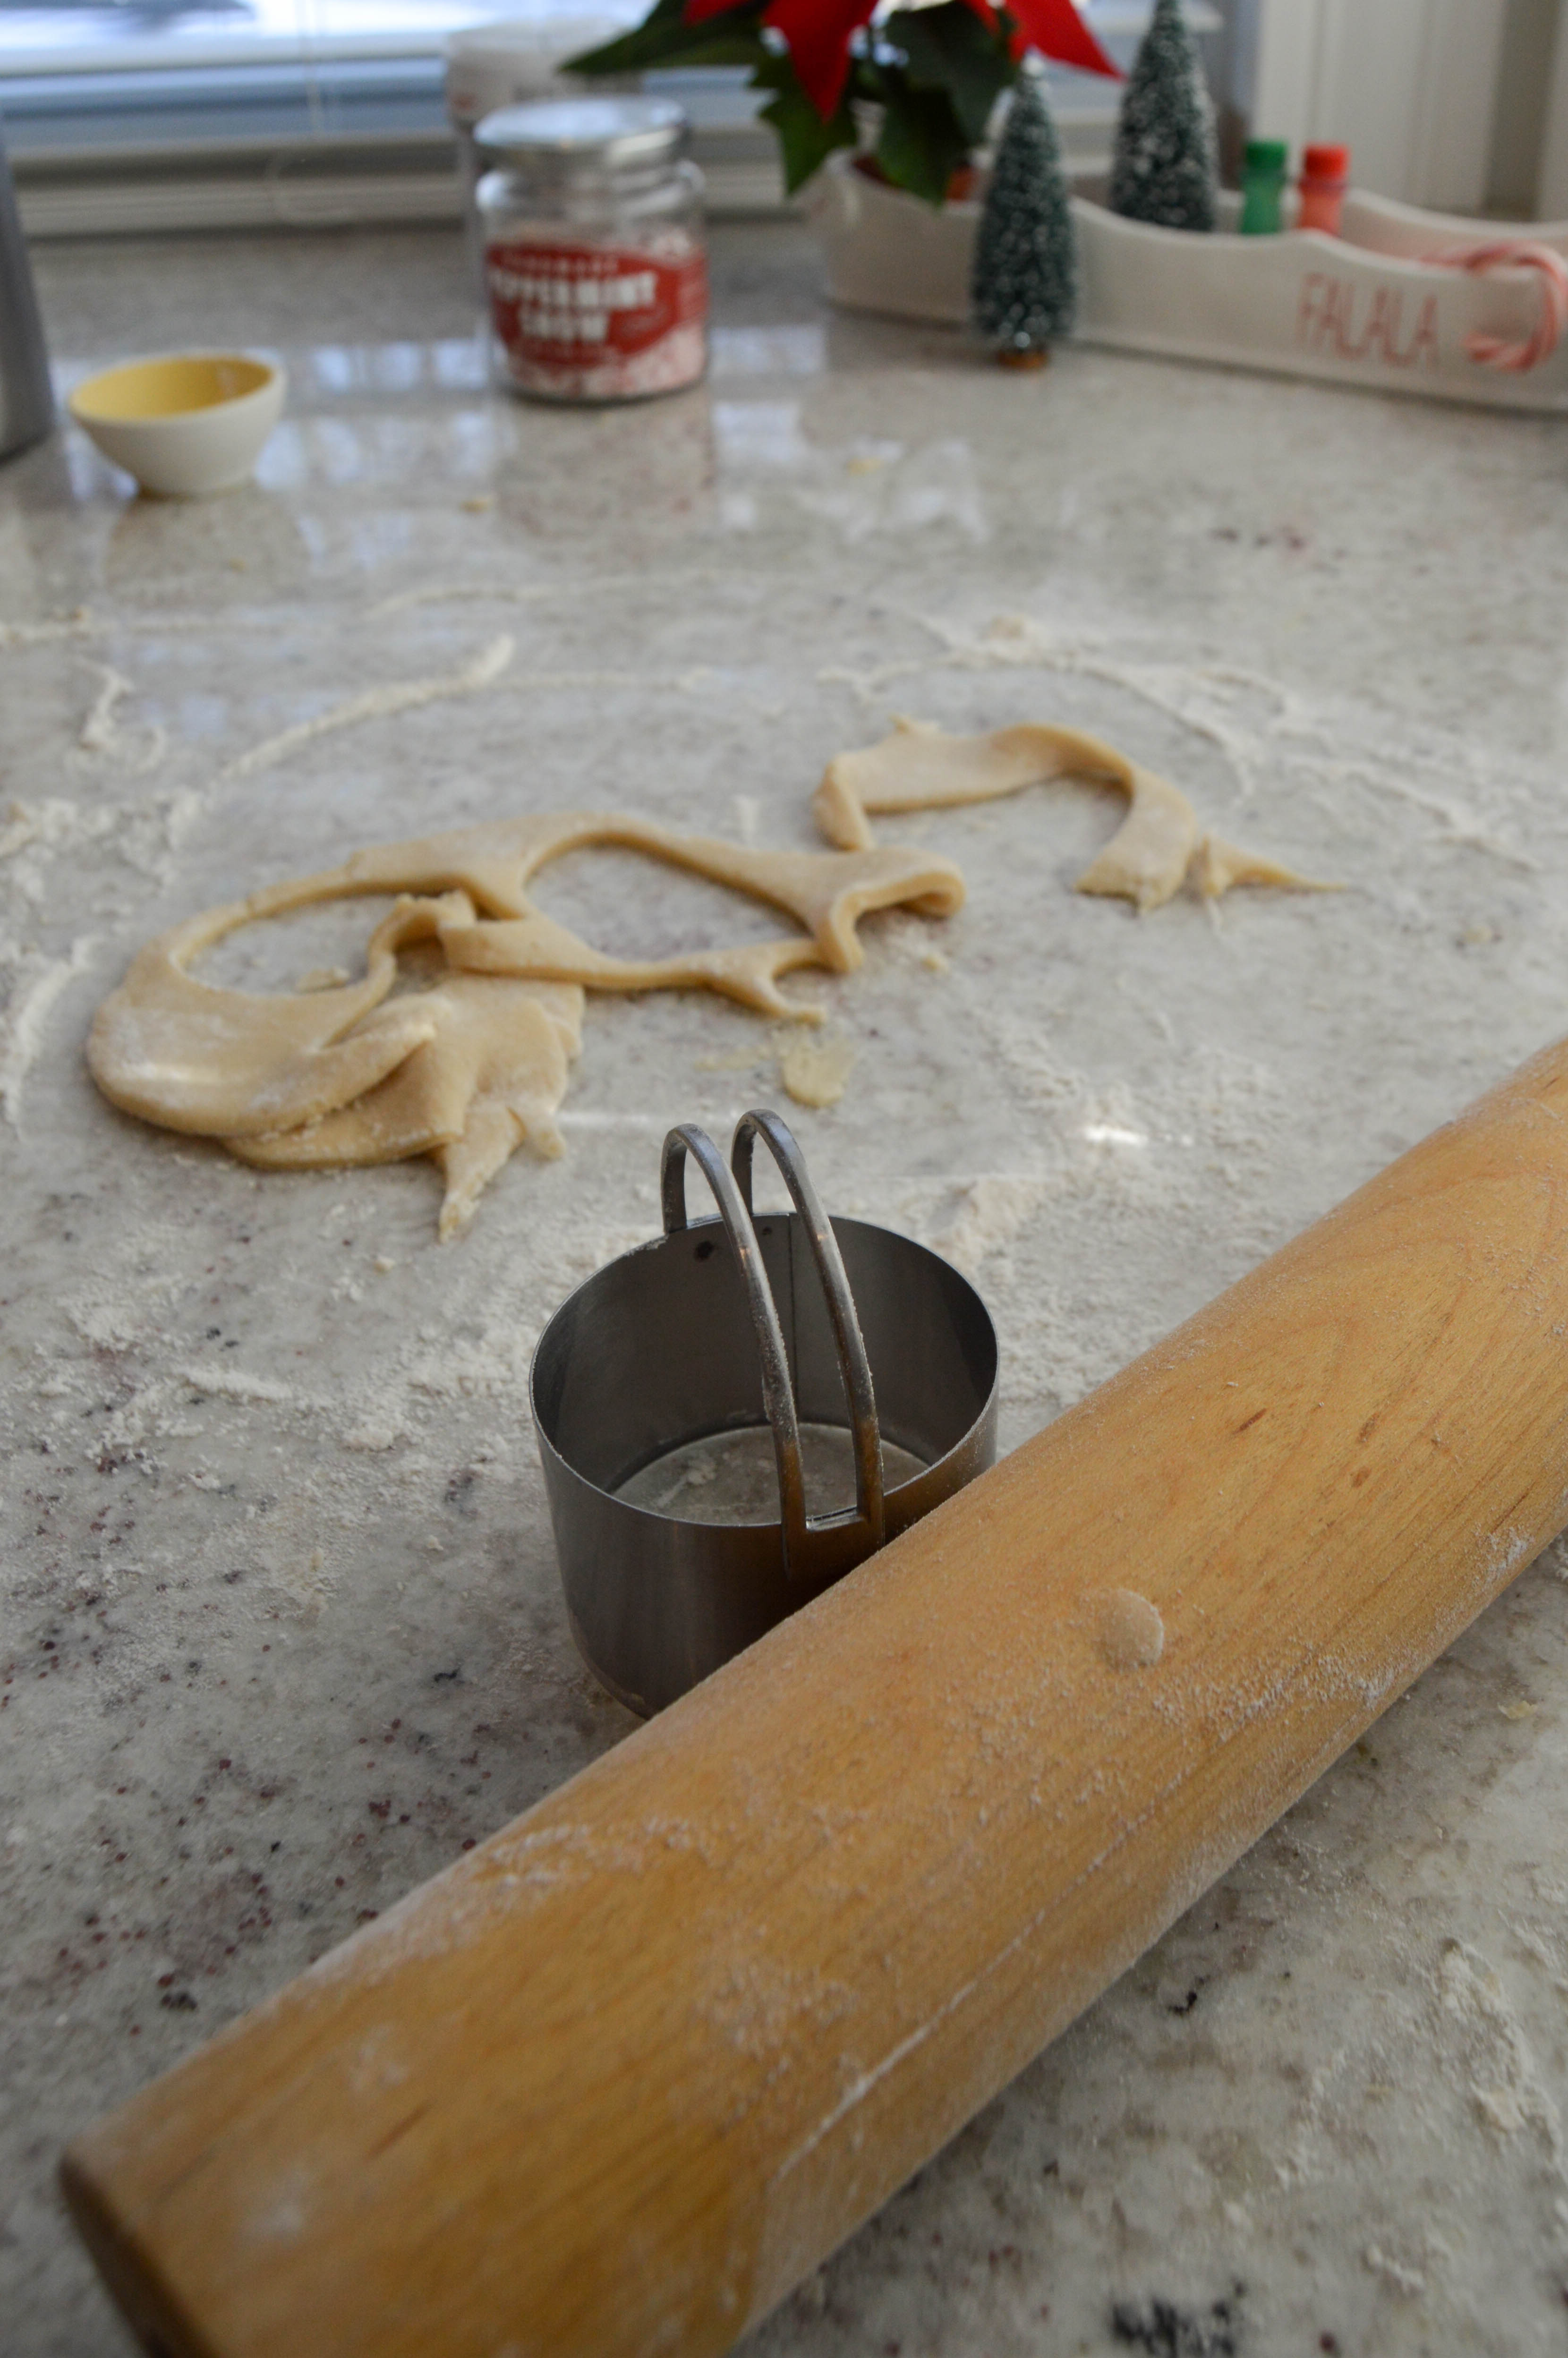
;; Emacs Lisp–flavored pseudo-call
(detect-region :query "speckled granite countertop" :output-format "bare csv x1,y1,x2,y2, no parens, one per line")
8,219,1568,2358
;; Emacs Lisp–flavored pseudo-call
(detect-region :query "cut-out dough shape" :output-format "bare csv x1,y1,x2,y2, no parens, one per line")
88,715,1321,1235
88,895,445,1139
88,817,964,1236
815,718,1324,913
246,812,965,1015
229,950,583,1243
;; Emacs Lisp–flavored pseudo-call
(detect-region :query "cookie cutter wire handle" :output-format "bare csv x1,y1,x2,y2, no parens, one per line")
732,1108,886,1553
661,1122,810,1572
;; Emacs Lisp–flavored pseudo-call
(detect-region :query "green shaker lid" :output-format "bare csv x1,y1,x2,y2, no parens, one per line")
1244,138,1288,170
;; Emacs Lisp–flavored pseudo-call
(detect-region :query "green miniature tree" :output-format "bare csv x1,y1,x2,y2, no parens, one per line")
971,69,1077,367
1108,0,1217,233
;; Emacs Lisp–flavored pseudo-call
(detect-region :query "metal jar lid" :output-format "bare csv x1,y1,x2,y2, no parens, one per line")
474,95,689,174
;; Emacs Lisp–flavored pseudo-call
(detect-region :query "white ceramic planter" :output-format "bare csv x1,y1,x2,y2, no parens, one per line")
802,153,979,326
805,151,1568,413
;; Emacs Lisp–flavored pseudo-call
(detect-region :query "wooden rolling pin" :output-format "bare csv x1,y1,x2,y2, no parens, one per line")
65,1040,1568,2358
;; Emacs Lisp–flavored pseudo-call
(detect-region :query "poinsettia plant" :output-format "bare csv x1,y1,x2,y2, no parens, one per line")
568,0,1119,207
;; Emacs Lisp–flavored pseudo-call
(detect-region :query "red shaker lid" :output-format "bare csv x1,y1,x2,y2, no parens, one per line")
1302,144,1349,181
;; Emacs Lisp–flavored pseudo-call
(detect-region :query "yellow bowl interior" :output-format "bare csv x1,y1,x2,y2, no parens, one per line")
70,354,274,424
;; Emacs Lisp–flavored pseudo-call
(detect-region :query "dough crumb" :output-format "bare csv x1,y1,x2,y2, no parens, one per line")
1362,2245,1425,2298
779,1033,855,1109
1499,1699,1535,1720
1096,1587,1165,1670
694,1046,768,1075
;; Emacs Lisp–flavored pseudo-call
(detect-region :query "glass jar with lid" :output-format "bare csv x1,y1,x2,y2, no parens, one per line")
475,96,707,404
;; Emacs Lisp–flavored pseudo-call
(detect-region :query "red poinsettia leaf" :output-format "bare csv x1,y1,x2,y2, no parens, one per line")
1009,0,1120,77
760,0,876,117
683,0,748,23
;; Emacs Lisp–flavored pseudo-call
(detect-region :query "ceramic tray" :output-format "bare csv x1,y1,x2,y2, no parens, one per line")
806,156,1568,412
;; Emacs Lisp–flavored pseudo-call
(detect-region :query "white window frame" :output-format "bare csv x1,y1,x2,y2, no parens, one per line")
1250,0,1512,214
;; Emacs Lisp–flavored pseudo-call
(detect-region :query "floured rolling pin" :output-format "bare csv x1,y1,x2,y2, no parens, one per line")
64,1039,1568,2358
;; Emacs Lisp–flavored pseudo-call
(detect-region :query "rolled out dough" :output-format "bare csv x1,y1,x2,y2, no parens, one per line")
816,718,1323,913
88,813,963,1237
87,717,1317,1235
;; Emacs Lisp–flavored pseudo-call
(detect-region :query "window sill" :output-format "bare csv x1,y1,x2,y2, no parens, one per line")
3,0,1199,239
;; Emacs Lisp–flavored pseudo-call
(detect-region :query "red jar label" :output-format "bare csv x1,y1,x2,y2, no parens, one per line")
485,238,707,401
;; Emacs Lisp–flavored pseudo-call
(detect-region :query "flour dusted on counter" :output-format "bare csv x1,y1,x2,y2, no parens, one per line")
1,937,97,1130
217,636,513,785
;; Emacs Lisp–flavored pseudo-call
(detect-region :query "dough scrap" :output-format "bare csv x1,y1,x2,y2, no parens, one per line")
247,813,965,1016
87,895,444,1139
88,713,1321,1235
815,717,1323,913
88,816,964,1235
779,1033,855,1110
1095,1587,1166,1671
1188,834,1320,899
229,967,583,1242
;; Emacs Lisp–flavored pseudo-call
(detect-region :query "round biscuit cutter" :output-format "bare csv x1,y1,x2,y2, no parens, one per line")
531,1108,998,1716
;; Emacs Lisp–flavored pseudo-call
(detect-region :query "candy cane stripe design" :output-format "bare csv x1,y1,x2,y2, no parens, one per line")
1425,239,1568,373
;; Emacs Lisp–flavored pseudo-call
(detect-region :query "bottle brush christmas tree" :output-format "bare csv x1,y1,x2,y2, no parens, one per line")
1108,0,1218,233
971,69,1077,368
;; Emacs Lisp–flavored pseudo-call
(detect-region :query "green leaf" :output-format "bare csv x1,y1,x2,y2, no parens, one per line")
566,0,767,77
873,82,972,206
662,26,774,66
755,90,858,193
885,1,1013,149
750,49,857,192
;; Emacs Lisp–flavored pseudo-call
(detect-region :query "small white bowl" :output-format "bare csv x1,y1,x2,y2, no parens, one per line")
68,351,285,497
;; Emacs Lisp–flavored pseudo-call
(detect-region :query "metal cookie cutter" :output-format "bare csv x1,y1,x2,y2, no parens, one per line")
530,1108,998,1716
